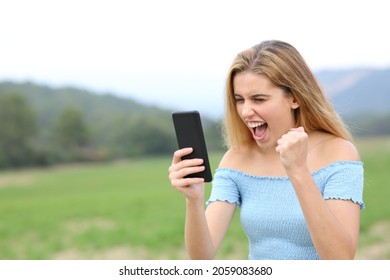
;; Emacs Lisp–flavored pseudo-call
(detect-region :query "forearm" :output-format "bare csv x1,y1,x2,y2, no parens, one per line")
289,169,356,259
185,198,216,259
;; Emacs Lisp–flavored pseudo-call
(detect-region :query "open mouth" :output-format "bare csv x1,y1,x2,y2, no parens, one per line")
248,121,268,139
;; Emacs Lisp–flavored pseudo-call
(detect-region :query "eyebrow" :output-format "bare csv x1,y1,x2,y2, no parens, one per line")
234,93,270,98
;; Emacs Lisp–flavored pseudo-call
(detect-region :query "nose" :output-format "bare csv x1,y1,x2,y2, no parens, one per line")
241,101,255,118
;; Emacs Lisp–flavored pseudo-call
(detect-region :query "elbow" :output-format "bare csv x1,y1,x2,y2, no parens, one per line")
320,246,357,260
189,254,215,260
186,244,216,260
187,248,216,260
337,240,358,260
340,248,357,260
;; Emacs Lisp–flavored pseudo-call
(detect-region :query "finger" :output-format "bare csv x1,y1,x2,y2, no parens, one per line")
169,165,205,181
171,177,205,189
172,147,193,164
169,158,204,174
290,126,304,132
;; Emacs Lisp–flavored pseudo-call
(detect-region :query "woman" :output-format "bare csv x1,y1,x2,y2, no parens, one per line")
168,40,364,260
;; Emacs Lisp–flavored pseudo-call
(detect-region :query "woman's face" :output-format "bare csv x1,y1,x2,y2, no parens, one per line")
233,71,299,151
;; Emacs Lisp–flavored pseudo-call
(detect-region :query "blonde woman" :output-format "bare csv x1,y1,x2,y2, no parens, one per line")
168,40,364,260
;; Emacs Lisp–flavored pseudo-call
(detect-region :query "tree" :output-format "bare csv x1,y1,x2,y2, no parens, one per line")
0,92,36,168
109,116,177,157
53,107,90,161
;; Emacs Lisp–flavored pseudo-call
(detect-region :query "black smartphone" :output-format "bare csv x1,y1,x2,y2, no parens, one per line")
172,111,212,182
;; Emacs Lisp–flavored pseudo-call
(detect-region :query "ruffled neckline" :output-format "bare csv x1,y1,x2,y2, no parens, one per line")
215,161,363,181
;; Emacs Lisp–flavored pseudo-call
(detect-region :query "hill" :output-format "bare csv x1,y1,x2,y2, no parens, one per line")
316,68,390,136
0,81,168,127
0,66,389,168
0,81,223,168
316,68,390,116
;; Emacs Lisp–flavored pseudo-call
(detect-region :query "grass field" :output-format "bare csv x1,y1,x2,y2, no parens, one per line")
0,137,389,260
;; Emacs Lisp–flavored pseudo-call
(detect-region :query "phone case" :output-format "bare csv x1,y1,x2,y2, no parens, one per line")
172,111,213,182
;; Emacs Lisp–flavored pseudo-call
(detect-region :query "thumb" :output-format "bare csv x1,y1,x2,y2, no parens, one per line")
290,126,305,132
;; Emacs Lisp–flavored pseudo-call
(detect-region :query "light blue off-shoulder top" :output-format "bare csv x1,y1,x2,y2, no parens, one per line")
206,161,364,260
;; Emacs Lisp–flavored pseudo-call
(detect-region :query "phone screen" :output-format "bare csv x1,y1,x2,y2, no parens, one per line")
172,111,212,182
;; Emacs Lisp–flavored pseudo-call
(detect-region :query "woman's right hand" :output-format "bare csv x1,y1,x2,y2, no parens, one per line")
168,147,206,200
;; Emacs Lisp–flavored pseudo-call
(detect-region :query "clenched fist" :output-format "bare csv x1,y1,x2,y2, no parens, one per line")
276,127,309,175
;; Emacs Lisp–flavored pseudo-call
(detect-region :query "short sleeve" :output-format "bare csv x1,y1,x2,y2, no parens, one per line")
206,168,241,207
323,162,365,209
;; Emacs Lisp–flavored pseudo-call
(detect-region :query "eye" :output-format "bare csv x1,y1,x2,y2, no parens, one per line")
251,94,268,103
234,95,244,103
253,97,265,103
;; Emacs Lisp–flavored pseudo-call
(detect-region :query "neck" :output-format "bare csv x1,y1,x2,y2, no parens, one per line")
251,141,279,158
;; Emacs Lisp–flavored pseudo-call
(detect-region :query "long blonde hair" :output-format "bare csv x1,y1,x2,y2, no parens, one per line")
224,40,352,148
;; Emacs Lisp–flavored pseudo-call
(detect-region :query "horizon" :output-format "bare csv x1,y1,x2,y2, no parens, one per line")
1,66,388,120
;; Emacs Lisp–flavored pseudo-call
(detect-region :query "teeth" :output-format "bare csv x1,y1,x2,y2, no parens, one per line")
248,122,266,128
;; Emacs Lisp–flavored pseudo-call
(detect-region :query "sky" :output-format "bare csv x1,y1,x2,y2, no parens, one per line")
1,0,389,118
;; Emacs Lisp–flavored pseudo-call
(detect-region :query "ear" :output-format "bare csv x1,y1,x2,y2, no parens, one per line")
291,97,300,109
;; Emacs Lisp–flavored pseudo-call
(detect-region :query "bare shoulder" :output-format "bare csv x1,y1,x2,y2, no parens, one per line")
218,146,251,169
327,137,360,162
316,133,361,163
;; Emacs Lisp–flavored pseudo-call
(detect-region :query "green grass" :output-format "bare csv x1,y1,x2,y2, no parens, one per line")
357,138,390,231
0,155,247,259
0,137,389,259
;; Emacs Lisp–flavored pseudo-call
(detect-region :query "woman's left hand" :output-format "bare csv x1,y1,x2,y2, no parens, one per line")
276,127,309,174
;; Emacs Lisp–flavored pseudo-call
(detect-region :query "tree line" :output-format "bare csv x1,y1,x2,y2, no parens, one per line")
1,81,387,169
0,86,224,169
